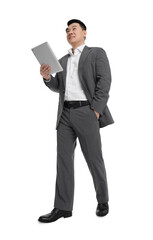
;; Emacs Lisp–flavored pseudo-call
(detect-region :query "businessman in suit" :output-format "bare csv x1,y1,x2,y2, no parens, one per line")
38,19,114,223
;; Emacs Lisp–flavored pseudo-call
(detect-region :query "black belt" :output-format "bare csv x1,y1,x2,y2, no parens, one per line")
64,101,89,109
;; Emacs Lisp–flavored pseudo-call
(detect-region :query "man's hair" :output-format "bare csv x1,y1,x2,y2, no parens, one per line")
79,24,86,31
67,19,87,30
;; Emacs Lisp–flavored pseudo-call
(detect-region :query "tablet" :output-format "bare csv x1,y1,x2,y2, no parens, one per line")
31,42,63,74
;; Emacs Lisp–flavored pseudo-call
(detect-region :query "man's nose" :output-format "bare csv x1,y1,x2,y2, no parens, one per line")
68,29,73,35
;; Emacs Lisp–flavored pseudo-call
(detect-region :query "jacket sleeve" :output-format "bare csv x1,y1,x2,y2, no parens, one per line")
90,48,112,115
43,73,60,93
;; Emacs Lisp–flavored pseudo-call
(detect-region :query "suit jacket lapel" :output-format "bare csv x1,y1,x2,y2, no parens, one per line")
78,46,91,93
78,45,91,71
62,46,91,89
61,54,69,88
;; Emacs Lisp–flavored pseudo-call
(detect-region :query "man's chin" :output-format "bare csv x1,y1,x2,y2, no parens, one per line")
68,40,77,45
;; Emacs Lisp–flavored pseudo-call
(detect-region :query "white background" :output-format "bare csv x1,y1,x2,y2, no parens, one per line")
0,0,153,239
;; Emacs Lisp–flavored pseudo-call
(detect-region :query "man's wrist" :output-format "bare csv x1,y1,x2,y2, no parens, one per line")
44,75,51,82
45,75,51,80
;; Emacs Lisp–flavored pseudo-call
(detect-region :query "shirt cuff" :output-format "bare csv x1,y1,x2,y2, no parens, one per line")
43,76,51,82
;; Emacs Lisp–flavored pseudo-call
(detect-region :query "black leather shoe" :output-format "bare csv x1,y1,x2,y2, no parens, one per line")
38,208,72,223
96,203,109,217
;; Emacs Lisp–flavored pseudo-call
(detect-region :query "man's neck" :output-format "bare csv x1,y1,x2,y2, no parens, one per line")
71,41,85,54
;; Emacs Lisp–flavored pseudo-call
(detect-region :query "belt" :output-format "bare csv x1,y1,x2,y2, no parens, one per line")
64,101,89,109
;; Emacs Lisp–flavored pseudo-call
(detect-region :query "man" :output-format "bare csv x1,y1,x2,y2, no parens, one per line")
38,19,114,223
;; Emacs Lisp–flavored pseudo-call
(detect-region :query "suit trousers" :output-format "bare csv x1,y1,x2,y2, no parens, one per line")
54,104,109,211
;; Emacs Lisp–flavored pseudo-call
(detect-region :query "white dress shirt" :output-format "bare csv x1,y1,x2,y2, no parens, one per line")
64,44,87,101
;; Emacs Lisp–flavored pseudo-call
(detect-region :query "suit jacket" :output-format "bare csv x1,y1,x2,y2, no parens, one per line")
44,45,114,130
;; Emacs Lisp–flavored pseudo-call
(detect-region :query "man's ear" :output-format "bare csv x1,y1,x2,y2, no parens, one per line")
84,31,87,38
83,31,87,40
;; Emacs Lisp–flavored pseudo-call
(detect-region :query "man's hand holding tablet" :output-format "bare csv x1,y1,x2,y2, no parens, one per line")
40,64,51,80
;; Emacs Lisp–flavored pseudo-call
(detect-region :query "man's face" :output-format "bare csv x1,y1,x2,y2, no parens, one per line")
66,23,87,46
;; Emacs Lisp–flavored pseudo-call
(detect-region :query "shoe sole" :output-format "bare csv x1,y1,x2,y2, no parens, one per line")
38,213,72,223
63,213,72,218
96,210,109,217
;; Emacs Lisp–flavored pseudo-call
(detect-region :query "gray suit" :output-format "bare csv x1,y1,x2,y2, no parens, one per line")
44,46,114,211
44,46,114,129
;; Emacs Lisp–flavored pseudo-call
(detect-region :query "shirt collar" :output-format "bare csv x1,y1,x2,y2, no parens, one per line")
68,44,85,56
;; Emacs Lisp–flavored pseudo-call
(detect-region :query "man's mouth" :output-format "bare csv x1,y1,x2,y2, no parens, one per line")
69,36,75,40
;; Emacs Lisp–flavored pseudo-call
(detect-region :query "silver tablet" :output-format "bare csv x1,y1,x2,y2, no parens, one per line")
31,42,63,74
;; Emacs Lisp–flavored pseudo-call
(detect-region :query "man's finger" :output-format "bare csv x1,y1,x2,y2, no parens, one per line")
43,67,50,74
42,65,50,72
40,64,45,69
40,64,47,71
